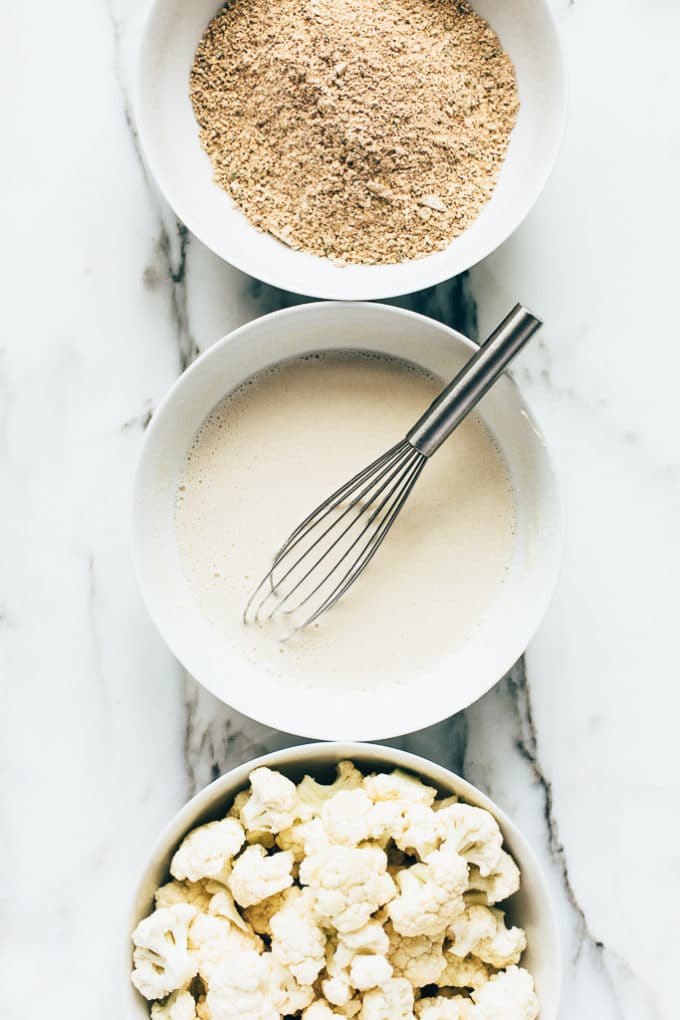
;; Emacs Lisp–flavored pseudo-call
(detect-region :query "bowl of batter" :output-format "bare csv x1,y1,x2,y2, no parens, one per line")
133,302,563,739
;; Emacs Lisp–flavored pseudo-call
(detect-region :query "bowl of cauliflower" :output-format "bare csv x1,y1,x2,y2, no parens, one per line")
127,744,560,1020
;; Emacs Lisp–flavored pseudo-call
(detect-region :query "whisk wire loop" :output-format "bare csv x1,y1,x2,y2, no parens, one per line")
274,444,426,625
243,439,425,631
244,304,542,634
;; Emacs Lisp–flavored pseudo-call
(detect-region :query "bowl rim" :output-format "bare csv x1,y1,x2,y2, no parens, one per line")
125,741,562,1019
133,0,567,301
132,300,565,740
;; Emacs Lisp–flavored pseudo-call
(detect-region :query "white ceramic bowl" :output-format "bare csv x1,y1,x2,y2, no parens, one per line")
135,0,565,300
133,302,563,740
126,743,561,1018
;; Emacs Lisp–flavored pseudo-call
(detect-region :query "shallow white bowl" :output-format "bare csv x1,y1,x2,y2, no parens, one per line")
126,743,561,1018
135,0,565,300
133,301,563,740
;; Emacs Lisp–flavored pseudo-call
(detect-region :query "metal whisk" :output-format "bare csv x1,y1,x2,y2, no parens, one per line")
244,304,542,634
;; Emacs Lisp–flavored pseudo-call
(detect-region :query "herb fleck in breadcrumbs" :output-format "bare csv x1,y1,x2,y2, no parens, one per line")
190,0,519,265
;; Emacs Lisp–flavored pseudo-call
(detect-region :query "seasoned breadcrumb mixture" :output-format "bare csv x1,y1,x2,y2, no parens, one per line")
190,0,519,265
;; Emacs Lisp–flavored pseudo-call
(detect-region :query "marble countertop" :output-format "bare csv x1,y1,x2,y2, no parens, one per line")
2,1,678,1017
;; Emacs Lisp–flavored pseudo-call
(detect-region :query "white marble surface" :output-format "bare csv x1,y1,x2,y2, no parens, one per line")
1,1,678,1017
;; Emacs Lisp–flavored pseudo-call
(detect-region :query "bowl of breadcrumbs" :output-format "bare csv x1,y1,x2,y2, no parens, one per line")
136,0,565,299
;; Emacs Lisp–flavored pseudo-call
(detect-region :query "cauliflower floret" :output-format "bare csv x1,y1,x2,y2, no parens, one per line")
269,956,315,1014
155,880,212,913
363,770,437,809
439,953,490,991
323,972,353,1007
300,844,396,933
415,995,471,1020
277,817,330,861
270,886,327,984
205,950,279,1020
170,819,245,885
131,904,198,1000
304,1002,345,1020
322,790,434,852
340,920,390,956
436,806,503,878
387,848,467,938
339,1000,363,1019
470,965,538,1020
360,977,416,1020
189,912,262,981
151,988,198,1020
323,930,392,1002
227,789,274,847
297,761,364,817
465,852,520,905
323,940,356,1006
229,844,294,907
322,789,382,846
228,789,249,818
241,767,299,835
387,925,446,987
243,886,300,935
208,887,251,932
349,953,393,991
393,804,440,860
448,907,526,968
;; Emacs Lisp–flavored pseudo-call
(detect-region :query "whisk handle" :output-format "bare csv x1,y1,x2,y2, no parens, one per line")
406,303,542,457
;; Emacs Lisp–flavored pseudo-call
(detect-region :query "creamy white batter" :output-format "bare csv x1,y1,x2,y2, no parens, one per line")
175,351,516,691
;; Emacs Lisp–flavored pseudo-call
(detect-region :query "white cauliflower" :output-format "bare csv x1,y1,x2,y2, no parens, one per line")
270,886,327,984
170,819,245,884
439,953,490,991
131,904,198,1000
465,852,520,905
229,844,294,907
134,764,538,1020
349,953,393,991
208,886,251,932
300,844,396,933
436,806,503,878
277,817,330,862
339,1001,363,1019
155,880,212,913
322,940,356,1006
297,761,364,816
364,770,437,808
340,920,390,956
387,848,467,938
323,927,393,1003
151,988,198,1020
448,906,526,968
322,968,353,1006
243,886,300,935
322,789,383,846
323,790,438,856
205,950,279,1020
228,789,249,818
387,925,446,987
393,803,440,860
470,965,539,1020
415,996,471,1020
304,1002,345,1020
269,955,315,1014
241,767,299,835
360,977,416,1020
189,912,262,980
